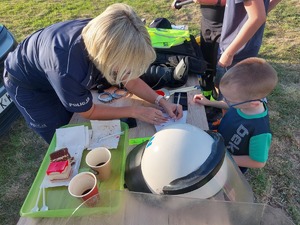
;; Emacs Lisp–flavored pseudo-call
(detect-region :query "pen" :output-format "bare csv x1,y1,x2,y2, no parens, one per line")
174,92,181,121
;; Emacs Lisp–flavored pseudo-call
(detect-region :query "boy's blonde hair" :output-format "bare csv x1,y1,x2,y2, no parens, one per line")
220,57,278,100
82,3,156,85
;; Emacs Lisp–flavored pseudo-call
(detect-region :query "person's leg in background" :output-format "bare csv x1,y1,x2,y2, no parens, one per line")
198,5,225,129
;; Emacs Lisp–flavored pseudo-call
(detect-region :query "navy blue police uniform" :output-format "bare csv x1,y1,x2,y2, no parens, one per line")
3,19,104,143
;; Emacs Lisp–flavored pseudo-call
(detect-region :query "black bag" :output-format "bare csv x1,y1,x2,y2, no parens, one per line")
140,18,207,90
154,34,207,74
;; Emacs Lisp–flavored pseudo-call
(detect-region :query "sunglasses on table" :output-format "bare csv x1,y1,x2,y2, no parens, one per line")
223,97,264,107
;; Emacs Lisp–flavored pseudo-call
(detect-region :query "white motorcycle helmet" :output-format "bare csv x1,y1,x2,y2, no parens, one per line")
125,123,227,199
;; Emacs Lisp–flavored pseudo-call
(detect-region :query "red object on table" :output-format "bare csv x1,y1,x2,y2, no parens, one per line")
46,160,69,175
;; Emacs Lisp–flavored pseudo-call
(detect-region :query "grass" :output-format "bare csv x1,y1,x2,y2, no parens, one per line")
0,0,299,225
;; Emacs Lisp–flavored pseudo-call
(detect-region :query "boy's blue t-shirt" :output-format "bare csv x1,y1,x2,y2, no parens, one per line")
4,19,103,113
219,0,270,61
217,104,272,163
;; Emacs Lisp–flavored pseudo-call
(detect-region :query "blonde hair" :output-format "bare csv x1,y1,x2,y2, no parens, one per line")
82,3,156,85
220,57,278,99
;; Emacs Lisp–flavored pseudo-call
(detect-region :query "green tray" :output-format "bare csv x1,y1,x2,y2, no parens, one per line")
20,122,128,218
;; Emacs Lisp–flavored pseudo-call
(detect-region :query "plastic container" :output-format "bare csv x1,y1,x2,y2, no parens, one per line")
65,190,295,225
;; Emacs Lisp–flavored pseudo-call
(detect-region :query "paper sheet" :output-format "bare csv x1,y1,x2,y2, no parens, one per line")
55,125,89,149
89,120,122,149
155,111,188,132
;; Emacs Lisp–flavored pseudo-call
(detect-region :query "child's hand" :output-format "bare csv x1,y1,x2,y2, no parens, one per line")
193,94,211,106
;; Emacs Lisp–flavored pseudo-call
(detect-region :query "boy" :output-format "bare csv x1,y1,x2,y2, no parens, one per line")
193,58,278,171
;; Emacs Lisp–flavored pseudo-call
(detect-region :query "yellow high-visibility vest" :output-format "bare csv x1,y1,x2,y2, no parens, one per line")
147,27,190,48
